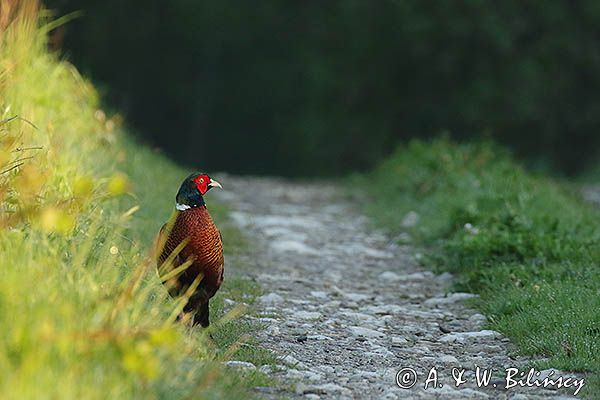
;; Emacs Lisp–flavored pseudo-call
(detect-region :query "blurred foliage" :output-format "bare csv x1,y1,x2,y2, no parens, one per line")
357,138,600,394
45,0,600,176
0,3,272,398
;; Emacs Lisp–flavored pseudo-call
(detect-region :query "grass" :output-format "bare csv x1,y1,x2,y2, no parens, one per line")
356,138,600,398
0,3,274,399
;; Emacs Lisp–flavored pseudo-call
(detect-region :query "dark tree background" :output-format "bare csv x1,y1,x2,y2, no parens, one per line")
46,0,600,176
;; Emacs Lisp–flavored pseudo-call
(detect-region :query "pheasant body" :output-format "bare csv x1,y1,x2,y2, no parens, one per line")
157,173,224,327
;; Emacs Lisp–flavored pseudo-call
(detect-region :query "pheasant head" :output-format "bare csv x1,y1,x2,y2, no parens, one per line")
175,172,222,211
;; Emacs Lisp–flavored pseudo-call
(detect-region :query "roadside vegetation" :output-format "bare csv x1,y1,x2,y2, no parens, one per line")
0,4,273,399
358,138,600,397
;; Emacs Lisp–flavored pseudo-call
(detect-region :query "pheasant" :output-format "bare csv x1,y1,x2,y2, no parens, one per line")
157,172,224,327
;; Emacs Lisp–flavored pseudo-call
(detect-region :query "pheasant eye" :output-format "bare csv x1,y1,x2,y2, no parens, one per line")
199,178,205,184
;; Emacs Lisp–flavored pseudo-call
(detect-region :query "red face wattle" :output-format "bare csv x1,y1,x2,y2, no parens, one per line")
193,174,211,195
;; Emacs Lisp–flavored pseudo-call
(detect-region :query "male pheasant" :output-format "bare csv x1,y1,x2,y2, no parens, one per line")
157,172,224,327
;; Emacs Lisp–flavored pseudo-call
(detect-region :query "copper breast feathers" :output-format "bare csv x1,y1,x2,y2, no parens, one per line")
159,207,224,291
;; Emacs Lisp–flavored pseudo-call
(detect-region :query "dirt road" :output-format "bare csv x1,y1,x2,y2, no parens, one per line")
217,176,581,400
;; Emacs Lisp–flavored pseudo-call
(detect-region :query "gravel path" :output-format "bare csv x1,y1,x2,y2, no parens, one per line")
217,176,582,400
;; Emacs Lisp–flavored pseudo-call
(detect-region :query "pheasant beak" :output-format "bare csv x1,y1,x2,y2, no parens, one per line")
209,179,223,190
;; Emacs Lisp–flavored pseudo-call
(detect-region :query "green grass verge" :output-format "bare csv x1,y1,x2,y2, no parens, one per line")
355,138,600,398
0,5,274,399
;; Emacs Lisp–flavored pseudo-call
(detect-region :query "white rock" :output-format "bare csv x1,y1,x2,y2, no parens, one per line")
402,309,445,319
378,271,401,281
340,311,377,322
223,298,236,306
223,360,256,370
343,292,371,302
509,395,528,400
282,355,305,368
350,370,379,380
255,215,322,230
424,292,479,306
258,365,274,374
407,271,431,280
289,298,310,305
368,345,394,357
439,334,462,343
307,334,334,341
378,271,429,282
257,317,278,323
439,354,459,364
258,293,284,304
306,372,324,381
286,369,308,379
228,211,251,227
436,272,454,282
367,304,405,315
468,313,488,326
285,368,323,382
391,336,408,345
440,330,501,343
318,365,335,374
349,326,385,338
266,325,280,336
270,239,318,254
345,243,394,259
293,311,321,320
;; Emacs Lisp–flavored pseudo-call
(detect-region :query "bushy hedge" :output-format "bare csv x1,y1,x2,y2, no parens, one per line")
48,0,600,175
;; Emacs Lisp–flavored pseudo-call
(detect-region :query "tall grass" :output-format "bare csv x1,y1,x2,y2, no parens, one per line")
0,4,268,399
